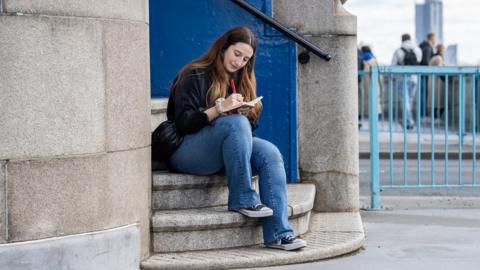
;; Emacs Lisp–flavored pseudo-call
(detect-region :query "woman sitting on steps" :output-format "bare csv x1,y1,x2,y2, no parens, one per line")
155,26,306,251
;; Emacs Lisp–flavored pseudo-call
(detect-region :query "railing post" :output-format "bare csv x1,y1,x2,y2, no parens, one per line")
370,65,381,209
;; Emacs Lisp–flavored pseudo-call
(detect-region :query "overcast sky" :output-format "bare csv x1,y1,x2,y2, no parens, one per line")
344,0,480,65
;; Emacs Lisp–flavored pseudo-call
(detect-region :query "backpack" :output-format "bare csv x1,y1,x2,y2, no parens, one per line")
401,48,419,65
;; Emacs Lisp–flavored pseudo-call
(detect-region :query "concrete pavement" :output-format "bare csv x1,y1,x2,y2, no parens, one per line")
246,202,480,270
243,129,480,269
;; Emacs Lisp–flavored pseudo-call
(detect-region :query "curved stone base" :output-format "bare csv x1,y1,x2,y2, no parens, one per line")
0,224,140,270
141,212,365,270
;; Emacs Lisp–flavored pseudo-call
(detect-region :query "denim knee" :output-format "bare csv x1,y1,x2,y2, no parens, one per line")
214,114,252,136
254,140,284,169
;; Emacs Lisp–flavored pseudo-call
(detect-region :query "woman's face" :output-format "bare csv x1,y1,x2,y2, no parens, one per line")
223,42,254,73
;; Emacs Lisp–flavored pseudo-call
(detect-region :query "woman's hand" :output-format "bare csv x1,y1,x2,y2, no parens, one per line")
205,94,246,122
221,93,244,111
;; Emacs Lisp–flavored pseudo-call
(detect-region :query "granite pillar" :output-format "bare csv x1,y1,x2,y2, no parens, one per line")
273,0,359,212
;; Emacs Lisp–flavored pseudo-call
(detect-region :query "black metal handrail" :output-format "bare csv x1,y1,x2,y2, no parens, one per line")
231,0,332,62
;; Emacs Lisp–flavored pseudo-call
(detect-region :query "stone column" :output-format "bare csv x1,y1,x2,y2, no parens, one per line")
0,1,151,269
273,0,359,212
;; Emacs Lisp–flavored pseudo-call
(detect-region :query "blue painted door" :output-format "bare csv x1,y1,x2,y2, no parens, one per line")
150,0,298,182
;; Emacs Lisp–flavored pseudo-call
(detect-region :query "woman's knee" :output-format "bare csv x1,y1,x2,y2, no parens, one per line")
214,114,251,135
253,139,284,166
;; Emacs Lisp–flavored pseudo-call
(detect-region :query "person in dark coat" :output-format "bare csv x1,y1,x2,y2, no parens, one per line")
419,33,436,66
418,32,437,117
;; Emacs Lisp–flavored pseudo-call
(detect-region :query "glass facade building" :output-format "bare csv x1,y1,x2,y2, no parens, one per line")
415,0,444,44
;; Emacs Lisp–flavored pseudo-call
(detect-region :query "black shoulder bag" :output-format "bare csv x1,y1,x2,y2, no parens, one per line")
151,120,183,163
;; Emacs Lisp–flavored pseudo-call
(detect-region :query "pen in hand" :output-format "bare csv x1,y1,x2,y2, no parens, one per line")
230,79,237,93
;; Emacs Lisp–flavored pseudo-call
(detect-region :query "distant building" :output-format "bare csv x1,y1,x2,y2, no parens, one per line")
445,44,458,66
416,0,444,44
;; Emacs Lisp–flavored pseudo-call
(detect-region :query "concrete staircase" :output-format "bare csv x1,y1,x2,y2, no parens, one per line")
141,171,364,269
142,99,365,269
150,172,314,253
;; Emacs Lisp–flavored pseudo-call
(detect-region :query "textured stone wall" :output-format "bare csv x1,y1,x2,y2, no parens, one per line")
0,0,151,267
0,161,5,244
273,0,359,212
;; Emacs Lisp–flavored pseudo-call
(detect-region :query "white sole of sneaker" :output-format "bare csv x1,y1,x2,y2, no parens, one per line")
238,208,273,218
266,240,307,251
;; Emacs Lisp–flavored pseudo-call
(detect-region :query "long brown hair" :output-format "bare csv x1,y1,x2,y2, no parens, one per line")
172,27,261,122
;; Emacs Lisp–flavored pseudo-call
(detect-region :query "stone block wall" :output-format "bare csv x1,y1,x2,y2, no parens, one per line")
0,1,151,269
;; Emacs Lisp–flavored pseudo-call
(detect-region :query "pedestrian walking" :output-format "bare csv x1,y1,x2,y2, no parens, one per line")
419,33,437,118
391,33,422,130
429,44,446,119
359,45,383,122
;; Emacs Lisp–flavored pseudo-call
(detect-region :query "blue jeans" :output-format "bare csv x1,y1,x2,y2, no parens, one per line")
169,114,294,244
396,76,417,126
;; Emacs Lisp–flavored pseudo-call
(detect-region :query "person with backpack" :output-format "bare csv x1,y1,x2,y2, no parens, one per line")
391,33,422,130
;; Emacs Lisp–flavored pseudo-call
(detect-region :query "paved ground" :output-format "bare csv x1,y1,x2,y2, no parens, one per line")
245,129,480,270
247,131,480,270
246,202,480,270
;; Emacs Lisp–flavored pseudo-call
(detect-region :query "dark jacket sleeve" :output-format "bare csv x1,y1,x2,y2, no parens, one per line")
173,70,210,135
420,42,433,65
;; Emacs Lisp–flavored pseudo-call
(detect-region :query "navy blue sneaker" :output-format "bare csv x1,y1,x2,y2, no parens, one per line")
266,236,307,251
238,204,273,218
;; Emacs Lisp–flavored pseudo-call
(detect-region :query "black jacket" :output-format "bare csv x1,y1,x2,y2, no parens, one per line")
419,41,434,66
166,67,259,135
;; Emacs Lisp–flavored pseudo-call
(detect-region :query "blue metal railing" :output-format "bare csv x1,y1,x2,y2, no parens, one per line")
361,66,480,209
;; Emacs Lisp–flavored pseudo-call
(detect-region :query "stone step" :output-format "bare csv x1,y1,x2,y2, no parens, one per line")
151,184,316,253
152,172,258,210
151,98,168,132
141,212,365,270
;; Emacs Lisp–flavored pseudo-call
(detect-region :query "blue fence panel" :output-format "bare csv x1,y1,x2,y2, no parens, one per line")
362,66,480,209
